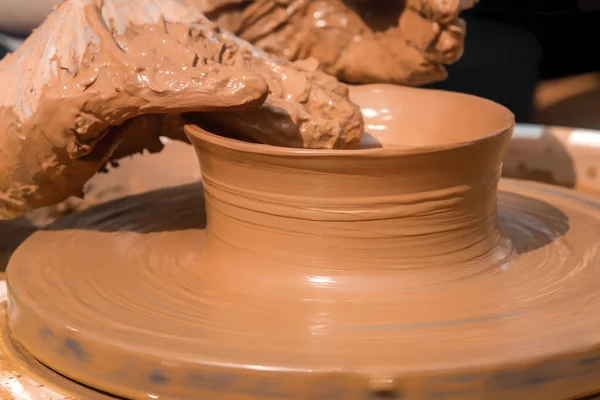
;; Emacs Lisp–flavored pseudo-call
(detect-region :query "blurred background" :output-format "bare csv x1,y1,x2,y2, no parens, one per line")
427,0,600,130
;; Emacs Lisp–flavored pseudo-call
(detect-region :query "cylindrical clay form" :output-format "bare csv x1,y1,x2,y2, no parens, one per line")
184,96,514,296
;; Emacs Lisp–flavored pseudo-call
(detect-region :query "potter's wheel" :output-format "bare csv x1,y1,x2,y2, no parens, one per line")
4,85,600,400
4,178,600,400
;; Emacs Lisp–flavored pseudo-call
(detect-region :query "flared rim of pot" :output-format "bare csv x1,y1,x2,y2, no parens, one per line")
183,87,515,158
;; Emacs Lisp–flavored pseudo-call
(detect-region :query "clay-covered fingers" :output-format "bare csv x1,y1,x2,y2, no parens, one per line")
330,30,446,85
202,55,363,148
203,0,468,85
117,3,362,149
292,58,350,98
76,1,269,145
319,0,464,84
288,0,455,85
289,61,363,148
0,0,270,218
194,30,363,149
100,0,270,111
402,0,467,64
405,0,461,25
345,0,466,85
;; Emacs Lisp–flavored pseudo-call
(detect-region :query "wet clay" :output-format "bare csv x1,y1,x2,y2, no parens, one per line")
200,0,467,85
534,72,600,130
0,0,259,218
0,0,362,219
0,306,116,400
7,85,600,400
0,139,199,272
6,120,600,274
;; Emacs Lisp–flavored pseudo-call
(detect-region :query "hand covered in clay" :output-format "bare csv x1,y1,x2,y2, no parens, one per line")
202,0,475,85
0,0,362,219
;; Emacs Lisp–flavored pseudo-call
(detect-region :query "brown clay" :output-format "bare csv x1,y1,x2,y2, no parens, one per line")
200,0,468,85
59,138,201,213
0,139,199,273
0,0,362,219
6,85,600,400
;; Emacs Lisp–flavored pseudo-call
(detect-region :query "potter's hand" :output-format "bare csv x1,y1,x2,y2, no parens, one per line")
204,0,474,85
0,0,362,219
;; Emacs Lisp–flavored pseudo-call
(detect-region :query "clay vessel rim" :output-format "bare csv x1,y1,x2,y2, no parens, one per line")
183,91,515,157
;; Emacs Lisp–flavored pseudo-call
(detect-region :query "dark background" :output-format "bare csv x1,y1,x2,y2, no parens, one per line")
427,0,600,123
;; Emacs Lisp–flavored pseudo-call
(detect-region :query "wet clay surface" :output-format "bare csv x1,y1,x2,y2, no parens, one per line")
5,86,600,399
0,0,362,219
201,0,468,85
0,139,199,272
7,177,600,399
3,121,599,275
3,84,600,400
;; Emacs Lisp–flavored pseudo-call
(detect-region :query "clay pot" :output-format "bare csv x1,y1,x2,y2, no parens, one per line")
9,86,539,400
184,86,514,296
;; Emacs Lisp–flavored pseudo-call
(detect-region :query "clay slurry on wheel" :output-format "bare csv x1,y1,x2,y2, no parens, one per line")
7,85,600,399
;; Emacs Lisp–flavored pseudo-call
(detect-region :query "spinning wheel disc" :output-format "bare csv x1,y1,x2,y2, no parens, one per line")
6,179,600,400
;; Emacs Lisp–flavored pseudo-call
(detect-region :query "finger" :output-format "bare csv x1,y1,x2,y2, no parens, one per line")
200,97,347,149
65,59,268,161
256,60,363,148
428,18,466,65
133,63,270,113
280,0,372,73
288,64,363,148
331,33,447,86
302,84,363,148
227,52,362,148
397,10,465,64
397,9,441,53
69,5,270,156
1,0,271,218
292,58,350,98
233,0,290,43
406,0,461,25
